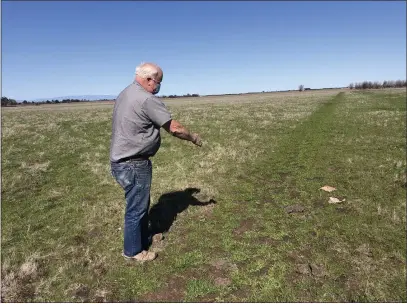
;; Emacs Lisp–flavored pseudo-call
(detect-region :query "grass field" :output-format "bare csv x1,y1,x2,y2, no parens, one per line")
1,89,406,302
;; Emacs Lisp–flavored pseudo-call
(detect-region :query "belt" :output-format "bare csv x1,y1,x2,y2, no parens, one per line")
119,155,150,163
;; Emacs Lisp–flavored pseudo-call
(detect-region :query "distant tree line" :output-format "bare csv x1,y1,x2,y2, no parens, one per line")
161,93,200,98
37,98,93,104
1,97,18,107
1,97,114,107
349,80,406,90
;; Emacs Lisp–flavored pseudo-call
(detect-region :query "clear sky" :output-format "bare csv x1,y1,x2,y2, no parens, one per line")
2,1,406,100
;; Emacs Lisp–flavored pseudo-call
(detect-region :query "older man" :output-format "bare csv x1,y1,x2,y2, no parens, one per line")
110,62,202,262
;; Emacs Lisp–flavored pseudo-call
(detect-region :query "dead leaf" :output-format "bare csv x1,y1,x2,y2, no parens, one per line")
320,185,336,192
328,197,346,204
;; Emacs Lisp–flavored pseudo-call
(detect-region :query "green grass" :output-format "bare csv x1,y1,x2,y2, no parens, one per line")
1,89,406,302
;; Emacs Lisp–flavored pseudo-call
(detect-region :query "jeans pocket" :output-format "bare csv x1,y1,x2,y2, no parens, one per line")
133,159,151,169
133,161,152,189
112,166,135,191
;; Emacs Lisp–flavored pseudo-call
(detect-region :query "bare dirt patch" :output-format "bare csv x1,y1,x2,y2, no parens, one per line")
1,271,35,302
208,258,238,276
214,277,232,287
93,289,112,303
293,262,328,281
205,258,237,290
140,275,186,302
195,292,218,302
233,219,255,236
68,283,90,302
1,256,45,303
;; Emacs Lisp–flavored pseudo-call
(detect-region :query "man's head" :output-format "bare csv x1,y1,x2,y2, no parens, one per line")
135,62,163,95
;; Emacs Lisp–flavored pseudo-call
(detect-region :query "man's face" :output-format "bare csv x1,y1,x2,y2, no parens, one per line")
147,71,163,95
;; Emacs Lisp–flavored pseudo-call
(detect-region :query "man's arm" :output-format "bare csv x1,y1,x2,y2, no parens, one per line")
162,119,202,146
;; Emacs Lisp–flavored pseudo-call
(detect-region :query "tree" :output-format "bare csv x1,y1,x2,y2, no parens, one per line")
1,97,9,106
349,83,354,89
373,81,381,89
1,97,17,106
299,85,304,92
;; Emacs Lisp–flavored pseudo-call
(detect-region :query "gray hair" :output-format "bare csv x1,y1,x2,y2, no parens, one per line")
135,62,159,79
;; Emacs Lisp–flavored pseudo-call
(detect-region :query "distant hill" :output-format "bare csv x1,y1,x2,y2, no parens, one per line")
32,95,117,102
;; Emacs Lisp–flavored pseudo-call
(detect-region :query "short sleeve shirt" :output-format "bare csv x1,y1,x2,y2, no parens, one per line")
110,82,172,162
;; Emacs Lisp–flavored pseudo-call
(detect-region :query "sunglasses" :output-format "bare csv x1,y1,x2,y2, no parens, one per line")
148,78,161,85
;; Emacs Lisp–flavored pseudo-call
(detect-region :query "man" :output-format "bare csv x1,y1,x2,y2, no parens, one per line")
110,62,202,262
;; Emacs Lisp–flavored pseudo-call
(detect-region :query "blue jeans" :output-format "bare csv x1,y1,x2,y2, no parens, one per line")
111,159,152,256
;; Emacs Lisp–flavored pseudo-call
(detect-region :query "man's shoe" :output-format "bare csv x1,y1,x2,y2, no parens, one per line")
122,250,157,262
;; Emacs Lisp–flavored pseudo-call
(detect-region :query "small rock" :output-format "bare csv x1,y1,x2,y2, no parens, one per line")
284,204,305,214
309,263,328,277
296,263,311,275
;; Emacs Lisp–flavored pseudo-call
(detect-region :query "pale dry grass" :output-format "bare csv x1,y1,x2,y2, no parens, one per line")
20,161,50,173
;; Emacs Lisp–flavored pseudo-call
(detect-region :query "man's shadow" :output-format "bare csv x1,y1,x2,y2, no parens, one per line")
148,187,216,235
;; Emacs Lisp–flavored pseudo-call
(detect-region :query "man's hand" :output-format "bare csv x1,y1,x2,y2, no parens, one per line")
191,133,202,147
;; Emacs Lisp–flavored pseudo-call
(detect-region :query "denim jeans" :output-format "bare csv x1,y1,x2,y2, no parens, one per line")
111,159,152,256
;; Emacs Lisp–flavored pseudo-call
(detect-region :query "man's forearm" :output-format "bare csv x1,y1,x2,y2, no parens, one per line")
163,119,202,146
171,125,196,142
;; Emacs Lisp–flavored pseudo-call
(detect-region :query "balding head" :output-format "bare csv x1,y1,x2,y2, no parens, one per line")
135,62,163,95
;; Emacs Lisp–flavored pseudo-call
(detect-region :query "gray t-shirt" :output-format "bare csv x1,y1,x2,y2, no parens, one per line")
110,81,172,162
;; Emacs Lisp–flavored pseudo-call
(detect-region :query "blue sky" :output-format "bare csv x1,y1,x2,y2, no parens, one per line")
2,1,406,100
